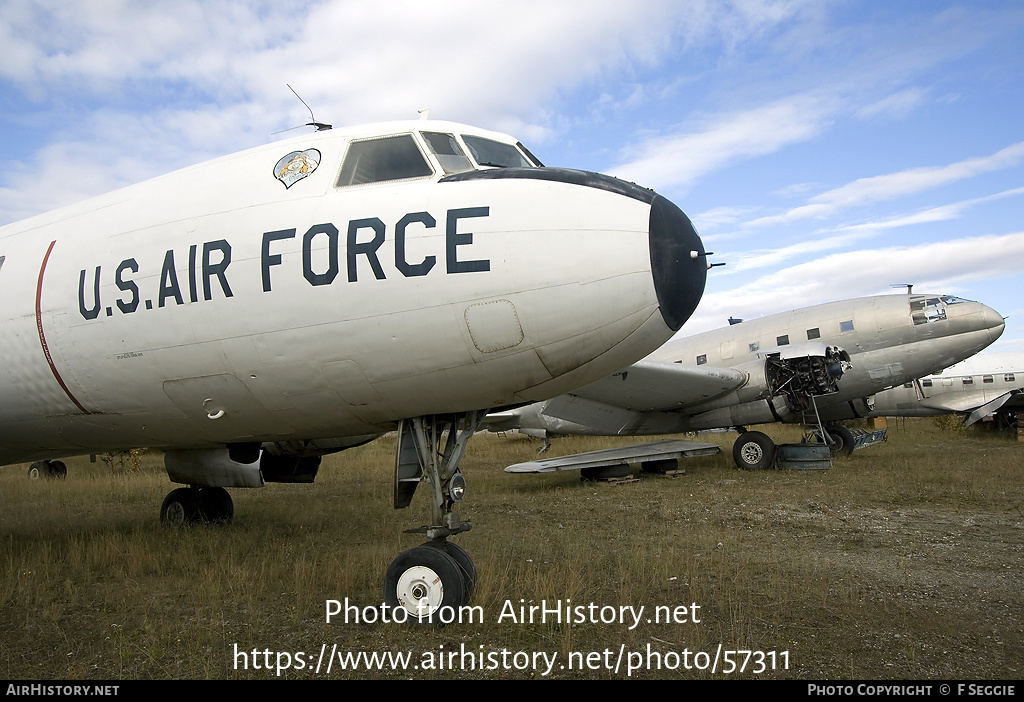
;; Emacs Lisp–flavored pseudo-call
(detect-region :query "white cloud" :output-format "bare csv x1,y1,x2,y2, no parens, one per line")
0,0,693,221
0,0,828,223
855,87,929,120
744,142,1024,229
693,204,762,231
810,141,1024,209
721,231,869,273
686,231,1024,335
609,92,838,191
836,186,1024,234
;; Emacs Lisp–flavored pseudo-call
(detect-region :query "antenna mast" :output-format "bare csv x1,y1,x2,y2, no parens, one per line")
272,84,332,134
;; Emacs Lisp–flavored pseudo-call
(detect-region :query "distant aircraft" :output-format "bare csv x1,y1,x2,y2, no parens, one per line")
0,119,709,621
870,352,1023,430
488,294,1005,469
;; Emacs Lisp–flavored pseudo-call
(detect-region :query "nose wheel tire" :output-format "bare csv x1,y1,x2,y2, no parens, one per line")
436,540,477,598
385,545,469,625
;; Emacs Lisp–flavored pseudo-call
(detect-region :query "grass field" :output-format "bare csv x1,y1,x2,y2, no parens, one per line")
1,420,1021,679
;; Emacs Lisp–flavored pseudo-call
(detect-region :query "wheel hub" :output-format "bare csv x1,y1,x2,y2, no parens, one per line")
164,501,185,527
741,443,763,463
395,565,444,618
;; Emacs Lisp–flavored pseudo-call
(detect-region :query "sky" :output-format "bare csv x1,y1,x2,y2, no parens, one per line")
2,0,1022,362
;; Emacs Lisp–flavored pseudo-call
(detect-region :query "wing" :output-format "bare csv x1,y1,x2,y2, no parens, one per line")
504,438,721,473
567,359,748,411
487,360,751,437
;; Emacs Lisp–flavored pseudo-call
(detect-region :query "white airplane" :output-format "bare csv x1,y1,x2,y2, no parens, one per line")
0,119,710,621
870,352,1023,430
488,293,1005,470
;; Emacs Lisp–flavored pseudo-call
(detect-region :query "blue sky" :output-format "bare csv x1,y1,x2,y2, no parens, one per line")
2,0,1022,358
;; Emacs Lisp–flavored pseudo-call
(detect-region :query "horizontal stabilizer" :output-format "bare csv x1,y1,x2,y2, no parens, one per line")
965,390,1019,426
917,389,1019,418
481,411,523,432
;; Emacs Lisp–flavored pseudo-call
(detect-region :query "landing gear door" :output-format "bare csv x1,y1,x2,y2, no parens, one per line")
394,418,423,509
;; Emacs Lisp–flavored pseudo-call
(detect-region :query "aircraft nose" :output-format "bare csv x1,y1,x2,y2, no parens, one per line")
648,194,707,332
981,303,1005,341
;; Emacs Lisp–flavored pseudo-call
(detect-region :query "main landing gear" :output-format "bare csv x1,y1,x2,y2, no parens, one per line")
731,423,855,469
28,459,67,480
160,486,234,526
383,411,484,624
732,430,776,470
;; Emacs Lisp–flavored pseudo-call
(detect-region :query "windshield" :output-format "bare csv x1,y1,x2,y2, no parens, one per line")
337,134,433,186
421,132,474,175
462,135,535,168
909,295,970,325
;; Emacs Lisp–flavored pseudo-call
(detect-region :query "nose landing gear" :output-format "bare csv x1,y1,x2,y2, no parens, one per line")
384,411,484,624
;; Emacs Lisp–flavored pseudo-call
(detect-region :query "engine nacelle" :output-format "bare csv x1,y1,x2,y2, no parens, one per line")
164,446,324,487
683,357,773,414
684,343,850,419
762,343,850,412
165,448,264,488
816,396,876,422
687,395,789,430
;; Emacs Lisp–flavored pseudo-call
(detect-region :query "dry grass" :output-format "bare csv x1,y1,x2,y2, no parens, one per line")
1,421,1021,679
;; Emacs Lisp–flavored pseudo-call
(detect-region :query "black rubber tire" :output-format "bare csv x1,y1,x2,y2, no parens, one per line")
384,546,467,625
441,541,477,599
28,460,66,480
732,431,776,470
160,488,201,527
825,425,856,457
198,487,234,524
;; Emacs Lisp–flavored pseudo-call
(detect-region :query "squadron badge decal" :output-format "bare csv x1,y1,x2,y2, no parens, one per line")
274,149,321,189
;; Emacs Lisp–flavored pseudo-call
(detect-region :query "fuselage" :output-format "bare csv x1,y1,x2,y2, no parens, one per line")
506,293,1004,436
653,293,1005,424
870,352,1024,420
0,120,706,465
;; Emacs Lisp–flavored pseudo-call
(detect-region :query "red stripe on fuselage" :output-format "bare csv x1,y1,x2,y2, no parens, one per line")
35,240,90,414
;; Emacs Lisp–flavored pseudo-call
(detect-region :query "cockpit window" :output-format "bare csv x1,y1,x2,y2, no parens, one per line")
462,135,535,168
337,134,433,186
909,295,967,325
421,132,474,175
517,142,544,167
